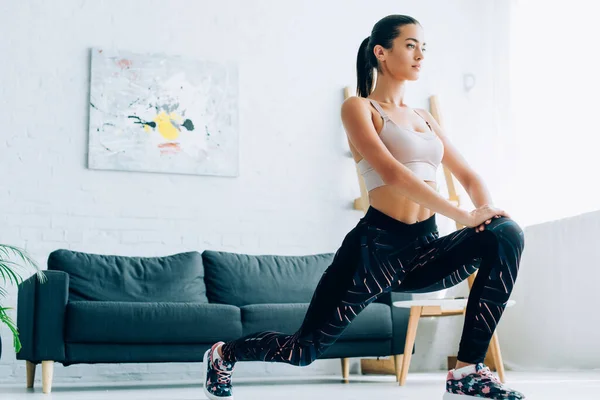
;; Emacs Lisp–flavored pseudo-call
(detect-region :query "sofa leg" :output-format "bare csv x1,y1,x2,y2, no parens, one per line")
341,358,350,381
42,361,54,394
26,361,36,388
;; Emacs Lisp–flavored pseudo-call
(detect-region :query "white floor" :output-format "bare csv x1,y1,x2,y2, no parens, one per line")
1,371,600,400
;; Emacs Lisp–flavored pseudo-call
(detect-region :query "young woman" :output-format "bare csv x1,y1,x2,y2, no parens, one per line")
203,14,526,400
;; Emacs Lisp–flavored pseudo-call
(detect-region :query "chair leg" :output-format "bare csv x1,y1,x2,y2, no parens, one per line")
399,306,422,386
393,354,403,382
341,358,350,381
488,332,506,382
26,361,36,388
42,361,54,394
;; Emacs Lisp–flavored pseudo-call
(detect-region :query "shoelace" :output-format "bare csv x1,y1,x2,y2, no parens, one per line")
213,358,234,385
478,367,501,384
216,368,232,385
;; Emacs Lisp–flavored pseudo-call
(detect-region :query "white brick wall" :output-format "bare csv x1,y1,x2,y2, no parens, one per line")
0,0,511,385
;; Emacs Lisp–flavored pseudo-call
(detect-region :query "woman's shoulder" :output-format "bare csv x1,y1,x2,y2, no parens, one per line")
341,96,373,116
341,97,378,130
343,95,371,106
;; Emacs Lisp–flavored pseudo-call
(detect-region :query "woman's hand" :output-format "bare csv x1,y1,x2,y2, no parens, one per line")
457,204,511,230
475,215,501,232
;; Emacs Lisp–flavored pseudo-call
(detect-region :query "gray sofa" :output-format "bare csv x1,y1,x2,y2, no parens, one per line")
16,248,412,393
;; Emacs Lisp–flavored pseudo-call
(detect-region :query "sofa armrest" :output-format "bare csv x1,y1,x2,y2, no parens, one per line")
16,270,69,362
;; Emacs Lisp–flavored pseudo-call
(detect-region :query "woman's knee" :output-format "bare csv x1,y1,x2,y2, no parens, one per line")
484,217,525,253
288,340,320,367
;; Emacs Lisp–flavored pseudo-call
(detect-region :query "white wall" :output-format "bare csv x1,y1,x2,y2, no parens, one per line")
499,209,600,370
509,0,600,227
0,0,512,384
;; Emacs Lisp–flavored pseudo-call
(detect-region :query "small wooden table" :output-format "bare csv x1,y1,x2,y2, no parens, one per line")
392,298,516,385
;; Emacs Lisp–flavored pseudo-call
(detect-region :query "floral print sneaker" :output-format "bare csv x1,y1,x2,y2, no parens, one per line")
443,363,525,399
202,341,235,400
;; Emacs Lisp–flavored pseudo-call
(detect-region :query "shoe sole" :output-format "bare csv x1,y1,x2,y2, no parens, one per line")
444,390,524,399
443,392,481,399
202,347,234,400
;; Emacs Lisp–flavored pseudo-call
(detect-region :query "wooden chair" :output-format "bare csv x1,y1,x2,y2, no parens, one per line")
341,87,507,385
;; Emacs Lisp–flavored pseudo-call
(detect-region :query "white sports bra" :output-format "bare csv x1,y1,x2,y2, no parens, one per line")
357,99,444,191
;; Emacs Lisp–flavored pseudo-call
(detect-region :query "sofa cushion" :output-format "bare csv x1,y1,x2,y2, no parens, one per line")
48,249,208,303
65,301,242,343
202,250,334,306
241,302,392,340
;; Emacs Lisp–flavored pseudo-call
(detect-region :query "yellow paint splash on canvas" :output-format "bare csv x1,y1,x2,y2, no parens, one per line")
153,111,184,140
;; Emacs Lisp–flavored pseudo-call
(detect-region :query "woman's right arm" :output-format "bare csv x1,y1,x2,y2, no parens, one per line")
341,96,471,225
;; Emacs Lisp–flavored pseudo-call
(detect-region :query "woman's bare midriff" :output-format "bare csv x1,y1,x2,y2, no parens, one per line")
348,99,437,225
364,183,436,224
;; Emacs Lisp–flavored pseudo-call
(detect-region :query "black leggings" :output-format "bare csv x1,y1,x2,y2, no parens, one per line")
221,206,524,366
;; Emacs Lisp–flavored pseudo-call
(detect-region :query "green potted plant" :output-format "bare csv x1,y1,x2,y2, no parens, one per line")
0,244,45,360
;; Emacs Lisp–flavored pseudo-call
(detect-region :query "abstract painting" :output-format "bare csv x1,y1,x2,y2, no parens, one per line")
88,48,239,176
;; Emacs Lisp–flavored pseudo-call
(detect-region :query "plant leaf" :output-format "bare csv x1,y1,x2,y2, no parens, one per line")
0,243,45,354
0,307,21,353
0,261,24,286
0,244,46,286
0,245,40,270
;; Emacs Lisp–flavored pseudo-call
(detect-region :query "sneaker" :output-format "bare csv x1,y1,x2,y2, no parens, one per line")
443,363,525,399
202,341,235,400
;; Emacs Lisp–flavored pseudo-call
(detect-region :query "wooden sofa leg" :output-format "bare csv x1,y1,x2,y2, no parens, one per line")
26,361,36,388
341,358,350,381
42,361,54,394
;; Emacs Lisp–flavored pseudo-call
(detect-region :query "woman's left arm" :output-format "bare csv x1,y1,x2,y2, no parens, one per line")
419,110,496,229
462,176,493,208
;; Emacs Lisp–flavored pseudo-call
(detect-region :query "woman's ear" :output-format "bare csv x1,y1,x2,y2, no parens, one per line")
373,45,385,62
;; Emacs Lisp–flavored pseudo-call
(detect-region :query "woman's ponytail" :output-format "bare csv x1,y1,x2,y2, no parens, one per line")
356,36,374,98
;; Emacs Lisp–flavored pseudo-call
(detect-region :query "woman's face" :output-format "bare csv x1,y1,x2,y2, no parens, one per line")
375,23,426,81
